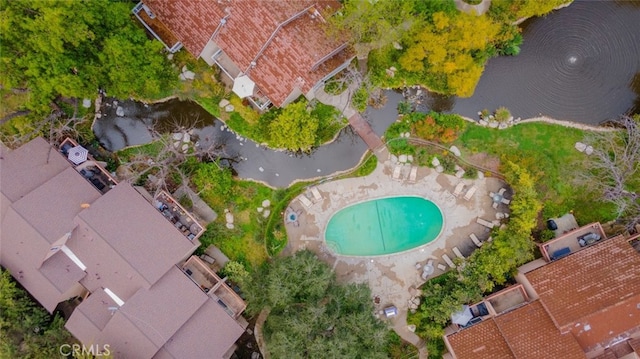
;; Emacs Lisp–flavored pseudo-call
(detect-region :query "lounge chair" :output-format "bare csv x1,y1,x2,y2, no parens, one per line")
408,166,418,183
311,187,323,202
392,165,401,180
437,264,447,271
453,183,465,197
453,247,465,259
463,186,477,200
492,202,499,209
498,188,507,196
470,233,483,247
298,195,313,208
442,254,455,268
501,198,511,205
476,217,495,229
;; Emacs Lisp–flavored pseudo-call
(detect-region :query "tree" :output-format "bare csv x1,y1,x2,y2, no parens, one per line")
583,115,640,231
267,101,319,152
241,251,390,358
0,0,176,113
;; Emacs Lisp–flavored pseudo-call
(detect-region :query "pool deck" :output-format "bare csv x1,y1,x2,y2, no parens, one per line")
283,150,508,355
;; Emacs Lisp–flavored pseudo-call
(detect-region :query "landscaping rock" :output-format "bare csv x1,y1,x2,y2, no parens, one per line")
489,121,499,128
182,133,190,143
498,123,508,129
182,65,188,73
435,165,444,173
263,209,271,218
225,212,234,224
405,132,411,138
398,154,408,163
181,143,189,152
224,104,235,112
257,207,263,213
574,142,587,152
167,53,173,60
431,157,440,167
116,106,125,117
585,145,594,155
173,141,181,149
82,98,92,108
259,167,264,172
172,133,182,141
407,155,413,162
219,99,230,108
95,113,101,119
455,169,465,178
183,70,196,80
390,154,398,164
479,119,489,126
449,145,461,157
226,223,235,230
262,199,271,208
178,73,186,81
477,171,485,179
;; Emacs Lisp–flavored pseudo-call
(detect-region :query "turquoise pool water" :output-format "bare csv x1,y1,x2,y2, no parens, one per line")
325,196,443,256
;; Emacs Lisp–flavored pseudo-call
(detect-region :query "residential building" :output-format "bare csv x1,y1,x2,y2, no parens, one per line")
444,223,640,359
0,137,247,358
133,0,354,110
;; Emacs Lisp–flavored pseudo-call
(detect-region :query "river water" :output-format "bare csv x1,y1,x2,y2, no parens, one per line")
94,1,639,187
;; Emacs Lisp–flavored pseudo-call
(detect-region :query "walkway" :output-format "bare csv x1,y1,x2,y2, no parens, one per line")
454,0,491,15
314,81,384,152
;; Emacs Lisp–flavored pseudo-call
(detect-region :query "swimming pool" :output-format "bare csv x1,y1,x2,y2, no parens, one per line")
325,196,443,256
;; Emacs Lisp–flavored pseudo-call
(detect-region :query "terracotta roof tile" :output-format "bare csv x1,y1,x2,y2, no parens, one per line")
446,319,515,359
525,235,640,330
495,301,584,359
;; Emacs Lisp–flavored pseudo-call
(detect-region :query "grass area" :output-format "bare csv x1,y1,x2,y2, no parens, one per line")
352,153,378,177
457,123,616,224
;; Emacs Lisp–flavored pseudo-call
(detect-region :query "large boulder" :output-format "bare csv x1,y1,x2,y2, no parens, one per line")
574,142,587,152
183,70,196,80
82,98,92,108
219,99,230,108
398,154,408,163
115,106,125,117
431,157,440,167
449,145,461,157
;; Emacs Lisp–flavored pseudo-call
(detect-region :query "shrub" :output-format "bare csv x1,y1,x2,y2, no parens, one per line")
352,86,369,112
397,100,413,115
495,106,512,122
463,167,478,179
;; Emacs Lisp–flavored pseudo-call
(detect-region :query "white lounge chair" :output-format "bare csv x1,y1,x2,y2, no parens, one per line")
437,263,447,271
453,182,465,197
408,166,418,183
501,198,511,205
476,217,495,229
392,165,401,180
442,254,455,268
463,186,477,200
298,195,313,208
453,247,465,259
311,187,323,202
498,188,507,196
470,233,483,247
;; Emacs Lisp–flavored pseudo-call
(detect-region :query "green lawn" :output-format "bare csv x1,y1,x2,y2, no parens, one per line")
457,123,616,224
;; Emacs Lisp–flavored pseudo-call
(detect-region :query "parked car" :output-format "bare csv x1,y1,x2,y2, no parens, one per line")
547,219,558,230
578,232,601,247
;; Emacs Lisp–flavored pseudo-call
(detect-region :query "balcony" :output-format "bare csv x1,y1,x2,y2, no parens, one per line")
154,191,204,241
59,138,117,195
133,2,182,53
181,256,246,318
541,223,607,262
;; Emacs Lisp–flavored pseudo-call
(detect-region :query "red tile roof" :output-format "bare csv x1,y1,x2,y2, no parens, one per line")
525,235,640,331
446,319,515,359
143,0,352,106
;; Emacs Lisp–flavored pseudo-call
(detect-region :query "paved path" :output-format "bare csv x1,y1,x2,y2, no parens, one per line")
454,0,491,15
314,79,384,152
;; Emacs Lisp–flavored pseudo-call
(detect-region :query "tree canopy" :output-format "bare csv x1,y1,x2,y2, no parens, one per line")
0,0,176,113
267,101,319,152
241,251,390,358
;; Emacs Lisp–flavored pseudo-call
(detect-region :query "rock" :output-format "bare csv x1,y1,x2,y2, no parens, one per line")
407,325,416,333
477,171,485,179
405,132,411,138
316,169,321,172
167,53,174,60
181,143,189,152
115,106,125,117
398,154,408,163
407,155,414,162
574,142,587,152
390,66,397,72
435,165,444,173
585,145,594,155
173,133,182,141
263,209,271,218
113,100,118,106
455,169,465,178
224,104,235,112
257,207,263,213
508,116,514,122
226,223,235,230
454,164,462,171
182,65,188,73
449,145,461,157
479,119,489,126
431,157,440,167
259,167,264,172
95,113,101,119
390,155,398,164
183,70,196,80
224,209,229,213
173,141,181,148
82,99,92,108
262,199,271,208
498,123,508,129
385,68,395,78
275,173,279,176
416,89,422,96
392,41,403,50
477,111,483,116
179,73,186,81
182,133,190,143
489,121,499,128
225,212,234,223
219,99,230,108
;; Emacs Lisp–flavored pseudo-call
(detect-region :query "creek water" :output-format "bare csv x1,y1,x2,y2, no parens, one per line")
93,1,640,187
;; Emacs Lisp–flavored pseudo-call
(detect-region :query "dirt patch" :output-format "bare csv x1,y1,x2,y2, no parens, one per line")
467,152,500,172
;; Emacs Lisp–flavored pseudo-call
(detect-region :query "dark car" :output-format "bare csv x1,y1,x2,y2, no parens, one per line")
547,219,558,230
